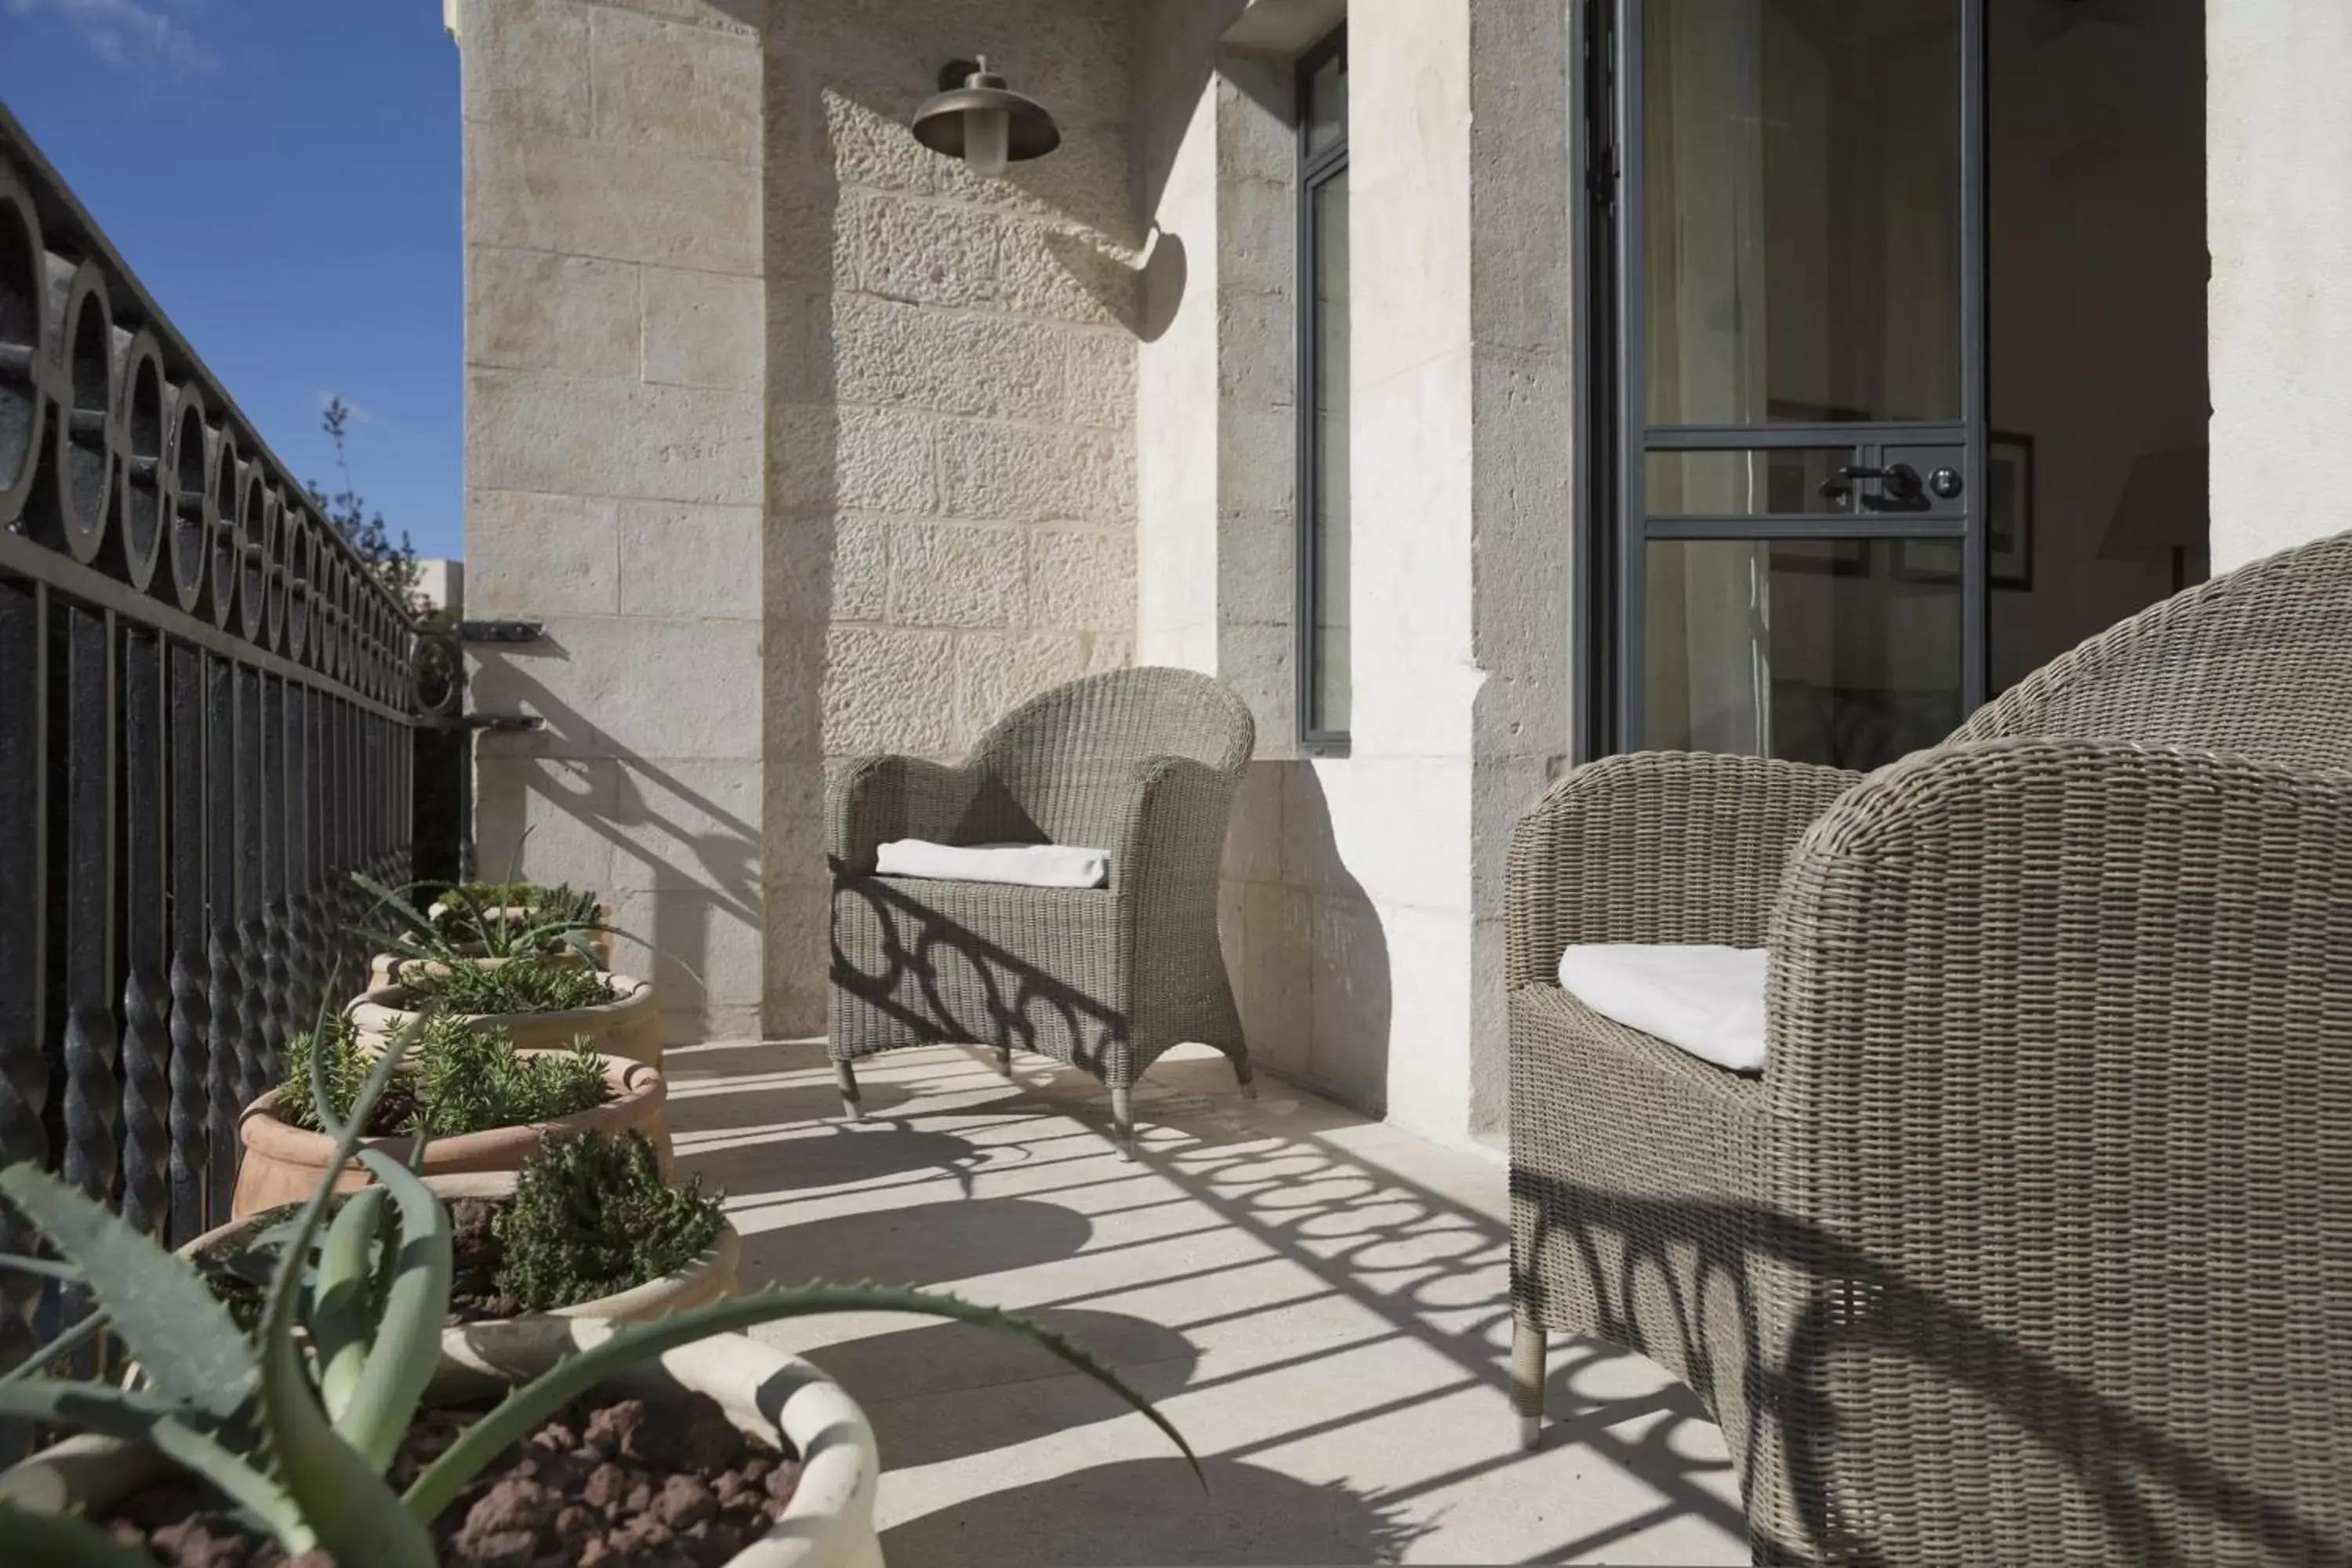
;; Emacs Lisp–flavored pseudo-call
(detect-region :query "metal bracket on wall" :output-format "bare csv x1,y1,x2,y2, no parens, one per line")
456,619,546,644
457,713,546,733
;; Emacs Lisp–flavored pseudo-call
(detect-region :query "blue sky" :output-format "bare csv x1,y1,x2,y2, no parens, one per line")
1,0,464,559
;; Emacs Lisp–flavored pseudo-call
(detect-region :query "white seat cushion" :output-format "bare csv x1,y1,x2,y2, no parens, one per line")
1557,942,1768,1074
874,840,1109,889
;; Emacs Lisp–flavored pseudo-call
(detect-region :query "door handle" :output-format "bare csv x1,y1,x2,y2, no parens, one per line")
1819,463,1928,511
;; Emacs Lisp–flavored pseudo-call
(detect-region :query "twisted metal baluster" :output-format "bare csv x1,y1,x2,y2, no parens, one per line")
59,607,119,1376
235,666,272,1116
0,580,49,1412
285,684,318,1036
166,644,212,1243
205,656,243,1229
117,626,171,1243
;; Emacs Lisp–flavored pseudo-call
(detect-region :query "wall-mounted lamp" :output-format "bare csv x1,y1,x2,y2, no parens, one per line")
909,56,1060,177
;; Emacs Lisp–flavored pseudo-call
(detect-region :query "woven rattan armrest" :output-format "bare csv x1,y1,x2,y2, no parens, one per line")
1505,751,1860,989
825,754,980,874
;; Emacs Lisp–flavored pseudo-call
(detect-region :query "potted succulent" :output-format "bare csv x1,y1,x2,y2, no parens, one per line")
361,876,619,990
196,1132,739,1329
0,1022,1191,1566
232,1014,668,1218
350,952,663,1069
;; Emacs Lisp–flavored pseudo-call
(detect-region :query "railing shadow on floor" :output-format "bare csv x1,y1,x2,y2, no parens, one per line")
1517,1176,2350,1567
674,1040,1748,1565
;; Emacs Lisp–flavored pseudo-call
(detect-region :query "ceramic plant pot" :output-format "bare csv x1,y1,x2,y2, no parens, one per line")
187,1170,739,1324
230,1051,669,1219
0,1321,884,1568
348,970,662,1067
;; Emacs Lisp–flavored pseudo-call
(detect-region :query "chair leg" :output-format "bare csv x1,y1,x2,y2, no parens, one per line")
1512,1322,1548,1450
995,1044,1014,1076
834,1060,863,1123
1233,1054,1258,1101
1111,1083,1134,1161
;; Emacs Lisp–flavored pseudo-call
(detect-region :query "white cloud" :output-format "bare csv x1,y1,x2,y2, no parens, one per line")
5,0,218,76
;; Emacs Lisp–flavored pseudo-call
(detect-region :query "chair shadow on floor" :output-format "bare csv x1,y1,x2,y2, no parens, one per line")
1516,1174,2348,1566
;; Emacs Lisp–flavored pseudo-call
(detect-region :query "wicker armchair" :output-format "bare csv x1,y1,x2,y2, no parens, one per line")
827,666,1256,1157
1509,533,2352,1565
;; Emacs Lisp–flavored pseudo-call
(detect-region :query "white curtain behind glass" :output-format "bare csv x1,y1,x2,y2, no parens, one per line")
1644,0,1775,755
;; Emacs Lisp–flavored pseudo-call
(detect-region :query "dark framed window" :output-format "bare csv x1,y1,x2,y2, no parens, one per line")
1298,27,1349,751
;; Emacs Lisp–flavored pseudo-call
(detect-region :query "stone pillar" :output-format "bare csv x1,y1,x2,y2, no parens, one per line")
2208,0,2352,570
457,0,768,1044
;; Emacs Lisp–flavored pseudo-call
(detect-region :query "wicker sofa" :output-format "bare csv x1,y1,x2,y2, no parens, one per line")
1509,532,2352,1565
826,666,1255,1157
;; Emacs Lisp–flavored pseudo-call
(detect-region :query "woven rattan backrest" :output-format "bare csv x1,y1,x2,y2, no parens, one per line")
1953,531,2352,771
960,667,1255,848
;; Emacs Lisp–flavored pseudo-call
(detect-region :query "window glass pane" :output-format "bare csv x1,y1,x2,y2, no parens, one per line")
1308,170,1350,735
1306,46,1347,157
1646,448,1859,515
1644,538,1962,769
1642,0,1960,425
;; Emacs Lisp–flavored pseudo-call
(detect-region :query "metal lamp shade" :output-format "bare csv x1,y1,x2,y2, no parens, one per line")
910,74,1061,165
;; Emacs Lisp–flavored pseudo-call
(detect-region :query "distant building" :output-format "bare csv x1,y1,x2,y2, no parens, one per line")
413,557,464,615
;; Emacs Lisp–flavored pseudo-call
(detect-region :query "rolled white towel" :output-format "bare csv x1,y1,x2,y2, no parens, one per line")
1558,942,1769,1073
875,839,1110,889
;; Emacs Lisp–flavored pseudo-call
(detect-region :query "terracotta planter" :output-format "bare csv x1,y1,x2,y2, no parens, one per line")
230,1052,669,1220
348,969,662,1067
1,1322,884,1568
184,1171,740,1324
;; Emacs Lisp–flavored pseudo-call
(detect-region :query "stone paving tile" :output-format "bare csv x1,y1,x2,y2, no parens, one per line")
663,1040,1747,1566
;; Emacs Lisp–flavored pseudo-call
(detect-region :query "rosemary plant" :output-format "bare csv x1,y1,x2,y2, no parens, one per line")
0,1015,1193,1564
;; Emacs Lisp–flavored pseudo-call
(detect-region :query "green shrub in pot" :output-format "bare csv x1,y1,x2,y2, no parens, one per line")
493,1129,724,1312
0,1016,1193,1564
278,1014,613,1138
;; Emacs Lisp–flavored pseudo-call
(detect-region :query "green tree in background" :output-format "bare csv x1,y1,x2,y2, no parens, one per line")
308,394,423,611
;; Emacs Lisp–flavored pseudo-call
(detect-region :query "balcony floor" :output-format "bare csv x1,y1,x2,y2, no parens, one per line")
664,1040,1748,1566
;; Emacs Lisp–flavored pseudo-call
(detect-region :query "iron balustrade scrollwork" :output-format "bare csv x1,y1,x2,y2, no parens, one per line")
0,106,459,1425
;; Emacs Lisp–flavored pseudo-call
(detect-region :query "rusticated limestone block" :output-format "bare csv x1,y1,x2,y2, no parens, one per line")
823,626,958,757
938,419,1133,525
1029,526,1135,633
831,294,1067,421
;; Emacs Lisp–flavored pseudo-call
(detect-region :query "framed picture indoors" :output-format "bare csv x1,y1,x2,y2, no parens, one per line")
1894,431,2033,590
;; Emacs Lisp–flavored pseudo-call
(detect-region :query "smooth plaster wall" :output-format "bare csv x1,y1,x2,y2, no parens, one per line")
1339,0,1581,1149
760,0,1144,1034
1138,0,1572,1146
459,0,768,1046
2209,0,2352,571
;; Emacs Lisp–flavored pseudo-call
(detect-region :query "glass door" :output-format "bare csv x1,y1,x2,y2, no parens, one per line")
1617,0,1984,770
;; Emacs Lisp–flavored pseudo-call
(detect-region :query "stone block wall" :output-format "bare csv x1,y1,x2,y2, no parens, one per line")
457,0,768,1044
759,0,1145,1036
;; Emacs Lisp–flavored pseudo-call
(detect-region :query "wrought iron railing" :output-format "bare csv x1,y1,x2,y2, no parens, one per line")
0,106,454,1396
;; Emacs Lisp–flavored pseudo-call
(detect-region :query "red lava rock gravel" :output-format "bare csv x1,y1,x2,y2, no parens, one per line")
96,1389,802,1567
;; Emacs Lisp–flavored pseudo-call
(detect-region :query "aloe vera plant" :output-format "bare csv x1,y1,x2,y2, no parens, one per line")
0,1014,1193,1564
356,869,626,975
